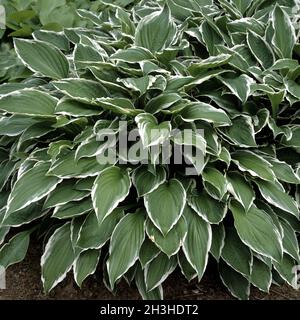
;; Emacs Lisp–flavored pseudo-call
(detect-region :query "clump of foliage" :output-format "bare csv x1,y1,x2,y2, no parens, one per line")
0,0,102,37
0,0,300,300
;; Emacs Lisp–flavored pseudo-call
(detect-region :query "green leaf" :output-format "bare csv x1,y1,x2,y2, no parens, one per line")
177,251,197,282
52,198,92,219
92,166,131,224
219,74,254,103
3,204,45,227
0,227,9,247
48,151,108,179
41,223,75,293
139,238,160,268
271,5,296,59
226,172,255,211
53,78,109,102
255,180,299,218
285,79,300,99
14,39,69,79
135,264,163,300
270,59,299,71
110,47,154,63
6,162,61,215
266,158,300,184
210,223,225,261
56,98,103,117
0,89,57,116
232,150,275,181
0,230,30,268
230,201,283,262
74,178,95,192
132,166,166,197
180,102,232,127
146,217,187,257
172,130,207,154
145,93,181,114
182,206,211,280
188,192,227,224
44,180,88,209
33,30,70,51
274,254,298,286
78,208,123,250
96,98,141,116
107,212,145,288
0,115,39,136
219,115,257,147
118,76,154,96
188,54,231,75
246,30,274,69
135,4,176,53
280,220,300,261
219,260,250,300
135,113,171,147
145,253,177,291
74,43,104,68
250,257,271,293
202,167,227,200
144,179,186,235
281,126,300,148
74,249,100,288
221,228,252,277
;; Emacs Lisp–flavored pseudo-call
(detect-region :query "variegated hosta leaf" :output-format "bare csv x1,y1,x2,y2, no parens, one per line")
221,228,253,277
77,209,124,250
6,162,61,215
0,89,57,116
73,249,100,288
53,78,109,102
230,201,283,262
219,115,257,148
14,39,69,79
254,179,299,218
232,150,275,181
210,224,225,261
271,5,296,59
202,167,227,200
180,102,232,127
41,223,75,293
145,253,177,291
44,180,88,209
219,74,254,103
0,230,31,268
48,151,108,179
132,166,166,197
250,257,272,293
92,166,131,224
188,192,227,224
182,206,212,281
226,172,255,211
219,260,250,300
144,179,186,235
139,238,160,269
135,4,177,53
246,30,274,69
111,47,154,63
107,212,145,288
135,264,163,300
146,216,187,257
135,113,171,148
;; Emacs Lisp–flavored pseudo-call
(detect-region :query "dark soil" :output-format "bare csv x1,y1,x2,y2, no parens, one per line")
0,244,299,300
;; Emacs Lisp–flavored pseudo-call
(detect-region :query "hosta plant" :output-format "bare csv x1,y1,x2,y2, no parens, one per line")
0,0,300,300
